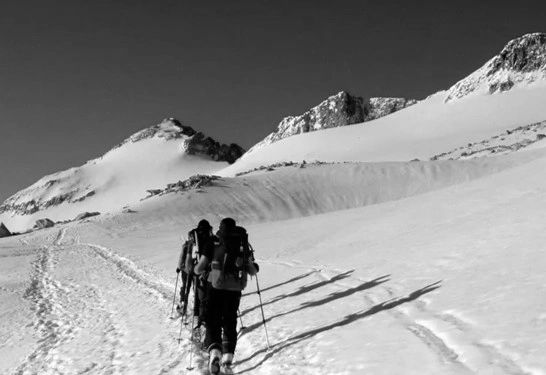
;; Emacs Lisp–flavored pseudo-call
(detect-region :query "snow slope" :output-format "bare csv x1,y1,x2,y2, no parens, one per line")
220,85,546,176
221,33,546,176
0,119,241,231
2,148,546,374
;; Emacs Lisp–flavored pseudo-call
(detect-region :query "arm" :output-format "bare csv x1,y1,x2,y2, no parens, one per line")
176,245,185,273
177,243,186,272
246,261,259,276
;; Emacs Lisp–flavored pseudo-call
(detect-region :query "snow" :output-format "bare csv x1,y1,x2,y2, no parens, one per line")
2,146,546,374
220,85,546,177
0,130,229,232
2,35,546,373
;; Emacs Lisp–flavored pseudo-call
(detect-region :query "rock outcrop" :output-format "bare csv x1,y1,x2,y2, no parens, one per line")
446,33,546,101
145,175,221,198
75,212,101,221
183,133,244,164
0,222,11,237
248,91,416,153
364,97,418,121
118,118,245,164
34,218,55,229
430,120,546,160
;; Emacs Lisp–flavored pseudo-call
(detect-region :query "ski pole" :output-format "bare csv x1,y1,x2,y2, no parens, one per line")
186,275,197,370
238,309,246,330
177,310,185,342
255,275,271,349
170,272,179,318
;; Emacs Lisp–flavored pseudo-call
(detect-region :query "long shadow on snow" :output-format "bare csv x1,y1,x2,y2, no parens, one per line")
240,275,390,336
235,281,442,373
240,270,354,318
242,271,317,297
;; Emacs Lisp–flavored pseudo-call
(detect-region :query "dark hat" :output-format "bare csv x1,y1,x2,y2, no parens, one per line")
220,217,236,230
197,219,212,230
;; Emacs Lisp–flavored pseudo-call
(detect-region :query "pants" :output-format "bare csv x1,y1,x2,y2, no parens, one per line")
204,283,242,354
194,275,208,323
179,271,192,309
180,272,208,323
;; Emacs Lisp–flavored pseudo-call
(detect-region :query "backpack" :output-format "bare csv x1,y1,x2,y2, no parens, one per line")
184,229,201,273
209,219,255,291
179,240,191,271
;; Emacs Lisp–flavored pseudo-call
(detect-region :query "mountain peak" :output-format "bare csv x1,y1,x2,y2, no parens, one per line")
115,117,196,147
246,91,416,154
0,117,245,228
495,32,546,72
446,32,546,102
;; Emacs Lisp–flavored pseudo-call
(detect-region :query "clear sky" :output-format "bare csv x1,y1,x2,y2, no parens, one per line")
1,0,545,201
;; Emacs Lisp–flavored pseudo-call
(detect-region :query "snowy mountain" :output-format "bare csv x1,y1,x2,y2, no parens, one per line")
445,32,546,102
0,118,244,231
247,91,416,153
221,34,546,177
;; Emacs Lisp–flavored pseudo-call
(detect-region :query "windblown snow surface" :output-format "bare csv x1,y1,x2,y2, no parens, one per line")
221,84,546,176
0,120,231,232
2,144,546,374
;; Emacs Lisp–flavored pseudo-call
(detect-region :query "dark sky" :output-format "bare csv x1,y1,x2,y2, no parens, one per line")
1,0,545,201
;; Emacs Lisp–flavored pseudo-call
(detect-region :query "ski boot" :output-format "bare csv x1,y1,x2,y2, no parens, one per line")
192,317,206,343
221,353,234,375
175,304,183,315
208,348,222,375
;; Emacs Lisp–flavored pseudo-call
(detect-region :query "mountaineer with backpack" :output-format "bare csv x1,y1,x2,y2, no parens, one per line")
175,238,191,316
193,217,259,375
176,219,216,332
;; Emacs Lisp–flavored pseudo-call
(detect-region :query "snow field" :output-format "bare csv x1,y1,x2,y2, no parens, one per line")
2,144,546,373
220,85,546,176
1,136,229,232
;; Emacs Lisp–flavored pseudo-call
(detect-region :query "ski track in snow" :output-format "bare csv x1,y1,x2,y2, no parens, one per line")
382,287,537,375
7,230,199,375
13,235,78,374
5,230,542,374
256,258,537,375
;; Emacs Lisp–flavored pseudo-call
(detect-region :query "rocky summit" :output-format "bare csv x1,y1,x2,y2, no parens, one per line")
183,132,244,164
446,33,546,101
248,91,416,153
118,118,245,164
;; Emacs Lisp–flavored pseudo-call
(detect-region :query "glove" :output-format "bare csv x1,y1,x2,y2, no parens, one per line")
176,268,180,273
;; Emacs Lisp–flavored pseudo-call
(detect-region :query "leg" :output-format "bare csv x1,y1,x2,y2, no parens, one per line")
221,290,241,354
204,284,222,352
197,277,208,324
193,276,200,317
179,271,188,303
182,273,193,314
